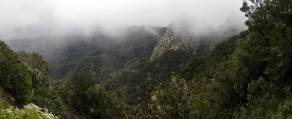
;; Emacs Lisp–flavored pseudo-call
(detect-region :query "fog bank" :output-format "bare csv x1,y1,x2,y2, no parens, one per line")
0,0,246,40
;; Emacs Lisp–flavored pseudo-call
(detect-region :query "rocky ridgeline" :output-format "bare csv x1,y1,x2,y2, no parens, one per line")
150,22,238,60
150,24,196,60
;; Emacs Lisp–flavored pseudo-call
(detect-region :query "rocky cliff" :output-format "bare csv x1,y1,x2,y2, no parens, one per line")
150,24,195,60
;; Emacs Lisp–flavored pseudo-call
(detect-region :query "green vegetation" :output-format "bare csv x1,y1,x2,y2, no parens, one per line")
0,100,57,119
0,41,32,105
0,0,291,118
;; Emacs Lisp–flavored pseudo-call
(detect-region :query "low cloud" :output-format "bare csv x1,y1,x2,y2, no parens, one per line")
0,0,246,40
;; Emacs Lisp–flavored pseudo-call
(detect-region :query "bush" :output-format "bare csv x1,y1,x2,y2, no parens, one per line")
0,102,58,119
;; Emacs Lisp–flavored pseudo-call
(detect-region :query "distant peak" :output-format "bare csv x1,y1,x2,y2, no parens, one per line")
150,24,191,60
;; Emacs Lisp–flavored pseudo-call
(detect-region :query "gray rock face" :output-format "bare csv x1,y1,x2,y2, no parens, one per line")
150,22,242,60
150,24,194,60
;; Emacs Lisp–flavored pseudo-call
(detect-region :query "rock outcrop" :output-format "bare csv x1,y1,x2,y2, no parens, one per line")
150,24,194,60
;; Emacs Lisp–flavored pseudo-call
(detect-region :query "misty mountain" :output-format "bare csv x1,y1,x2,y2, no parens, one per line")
50,26,167,79
7,24,241,80
0,0,291,119
151,22,242,60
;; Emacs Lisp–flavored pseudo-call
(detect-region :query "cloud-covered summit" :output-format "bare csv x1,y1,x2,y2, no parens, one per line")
0,0,246,40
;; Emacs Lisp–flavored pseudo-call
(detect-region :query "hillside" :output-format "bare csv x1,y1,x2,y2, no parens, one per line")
0,0,291,118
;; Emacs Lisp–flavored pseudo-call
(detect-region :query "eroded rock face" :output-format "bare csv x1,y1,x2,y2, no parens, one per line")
150,20,242,60
150,24,194,60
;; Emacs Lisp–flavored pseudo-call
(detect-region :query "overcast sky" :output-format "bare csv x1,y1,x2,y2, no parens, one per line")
0,0,246,40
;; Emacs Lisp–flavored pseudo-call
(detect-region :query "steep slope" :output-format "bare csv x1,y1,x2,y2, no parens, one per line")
0,40,72,118
49,26,165,79
151,24,193,60
151,22,242,60
0,40,33,105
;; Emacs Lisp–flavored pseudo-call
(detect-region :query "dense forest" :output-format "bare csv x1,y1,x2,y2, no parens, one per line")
0,0,292,118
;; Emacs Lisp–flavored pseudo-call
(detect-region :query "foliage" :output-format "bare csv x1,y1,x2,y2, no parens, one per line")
147,77,192,119
18,51,49,76
0,41,32,105
85,84,128,119
0,101,58,119
0,0,291,118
